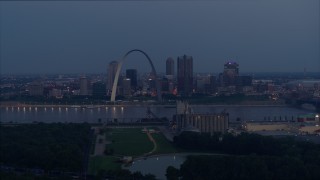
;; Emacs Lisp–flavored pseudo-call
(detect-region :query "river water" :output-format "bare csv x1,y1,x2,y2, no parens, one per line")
0,105,315,123
124,154,186,180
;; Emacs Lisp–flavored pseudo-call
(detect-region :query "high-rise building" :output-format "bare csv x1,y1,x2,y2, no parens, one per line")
80,76,89,95
107,61,119,91
177,55,193,96
122,78,131,97
222,62,239,86
126,69,138,89
196,75,216,94
236,75,252,87
92,81,106,98
166,57,174,76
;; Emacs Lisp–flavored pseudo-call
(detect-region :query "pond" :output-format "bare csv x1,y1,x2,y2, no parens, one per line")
124,154,186,180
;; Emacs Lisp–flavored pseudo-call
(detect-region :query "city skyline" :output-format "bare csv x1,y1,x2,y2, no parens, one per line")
1,1,319,74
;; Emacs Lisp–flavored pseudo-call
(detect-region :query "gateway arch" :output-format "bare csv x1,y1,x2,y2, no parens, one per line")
110,49,162,102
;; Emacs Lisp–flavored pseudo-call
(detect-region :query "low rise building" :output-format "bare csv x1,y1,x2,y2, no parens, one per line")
175,113,229,135
244,122,290,132
174,101,229,135
299,125,320,135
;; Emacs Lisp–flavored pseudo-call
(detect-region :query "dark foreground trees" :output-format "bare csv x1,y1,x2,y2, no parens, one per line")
169,132,320,180
96,169,156,180
167,155,320,180
0,123,92,172
174,131,320,160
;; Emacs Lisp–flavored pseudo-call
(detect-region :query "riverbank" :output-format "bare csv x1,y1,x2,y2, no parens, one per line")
0,101,288,108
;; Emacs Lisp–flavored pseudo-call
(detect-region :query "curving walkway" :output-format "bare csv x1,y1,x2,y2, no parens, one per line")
145,131,157,156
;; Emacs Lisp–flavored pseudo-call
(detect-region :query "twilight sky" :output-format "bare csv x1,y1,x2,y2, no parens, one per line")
0,0,319,74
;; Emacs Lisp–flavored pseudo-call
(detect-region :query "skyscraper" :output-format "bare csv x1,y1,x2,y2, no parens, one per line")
166,57,174,76
122,78,131,97
107,61,119,92
126,69,138,89
92,81,106,98
80,76,89,95
222,62,239,86
177,55,193,96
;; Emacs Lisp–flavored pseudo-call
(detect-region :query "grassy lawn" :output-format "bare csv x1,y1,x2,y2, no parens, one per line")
105,128,154,156
152,133,180,154
89,127,180,175
88,156,121,175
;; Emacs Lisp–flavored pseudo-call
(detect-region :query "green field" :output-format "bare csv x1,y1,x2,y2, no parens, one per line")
88,127,179,175
152,133,179,154
106,128,154,156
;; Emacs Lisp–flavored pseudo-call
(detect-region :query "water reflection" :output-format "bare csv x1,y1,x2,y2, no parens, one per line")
126,155,185,180
0,105,314,124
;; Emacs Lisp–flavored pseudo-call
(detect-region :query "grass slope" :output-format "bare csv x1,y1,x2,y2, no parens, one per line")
106,128,154,156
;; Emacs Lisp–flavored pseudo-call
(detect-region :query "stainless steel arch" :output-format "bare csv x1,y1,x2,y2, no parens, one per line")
110,49,162,102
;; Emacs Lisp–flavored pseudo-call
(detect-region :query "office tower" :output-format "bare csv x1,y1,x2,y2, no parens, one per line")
177,55,193,96
126,69,138,89
92,81,106,98
122,78,131,97
236,75,252,87
196,75,216,94
107,61,119,91
161,77,169,92
80,76,89,95
166,57,174,76
223,62,239,86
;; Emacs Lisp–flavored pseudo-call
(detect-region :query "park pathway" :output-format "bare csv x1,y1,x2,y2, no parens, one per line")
92,127,108,156
145,130,157,155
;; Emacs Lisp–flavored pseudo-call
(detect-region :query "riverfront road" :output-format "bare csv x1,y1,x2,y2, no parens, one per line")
0,103,289,108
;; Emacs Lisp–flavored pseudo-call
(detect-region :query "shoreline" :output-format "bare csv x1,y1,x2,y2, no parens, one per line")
0,101,288,108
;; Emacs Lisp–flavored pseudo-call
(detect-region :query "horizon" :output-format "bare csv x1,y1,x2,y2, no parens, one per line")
1,71,320,76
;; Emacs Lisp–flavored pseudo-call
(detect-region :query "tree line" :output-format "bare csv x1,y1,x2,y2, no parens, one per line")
0,123,92,172
167,132,320,179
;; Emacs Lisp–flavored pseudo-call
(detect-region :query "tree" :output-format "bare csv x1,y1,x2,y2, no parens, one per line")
166,166,180,180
